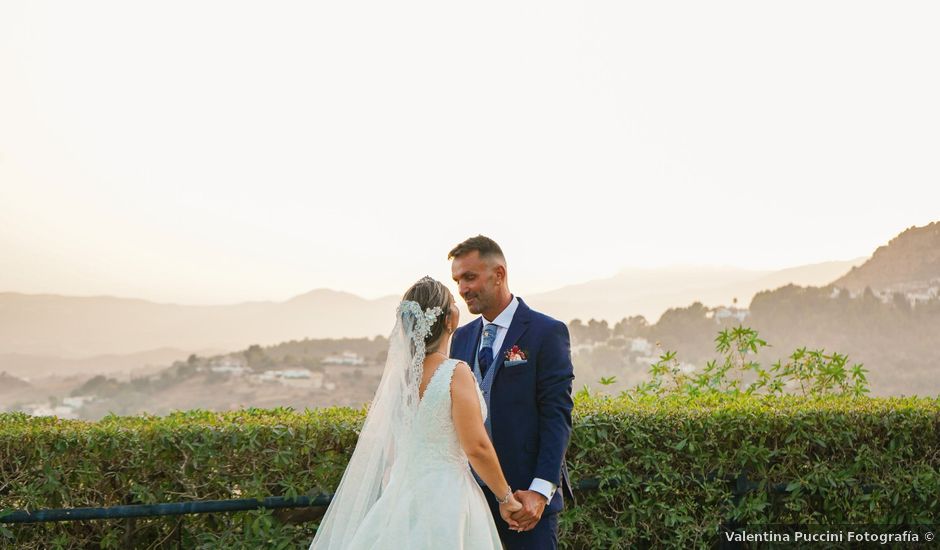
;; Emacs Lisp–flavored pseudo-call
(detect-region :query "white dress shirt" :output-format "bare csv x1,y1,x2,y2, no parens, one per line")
479,296,557,503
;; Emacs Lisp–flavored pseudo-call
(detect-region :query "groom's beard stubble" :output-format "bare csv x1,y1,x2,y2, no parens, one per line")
464,293,487,315
462,293,479,313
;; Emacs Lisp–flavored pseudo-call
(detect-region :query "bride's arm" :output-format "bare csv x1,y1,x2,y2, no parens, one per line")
451,362,522,515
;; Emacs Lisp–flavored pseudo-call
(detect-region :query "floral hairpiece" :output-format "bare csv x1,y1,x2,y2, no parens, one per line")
398,297,445,414
398,300,443,345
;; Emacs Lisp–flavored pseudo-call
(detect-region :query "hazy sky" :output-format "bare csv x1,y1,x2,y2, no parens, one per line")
2,1,938,304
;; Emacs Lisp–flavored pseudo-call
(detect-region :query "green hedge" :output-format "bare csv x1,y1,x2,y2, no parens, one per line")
2,394,938,548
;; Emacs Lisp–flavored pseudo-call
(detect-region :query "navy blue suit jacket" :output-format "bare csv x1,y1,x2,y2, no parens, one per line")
450,297,576,514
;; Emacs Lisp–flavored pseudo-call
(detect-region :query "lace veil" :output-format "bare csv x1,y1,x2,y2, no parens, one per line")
310,290,443,549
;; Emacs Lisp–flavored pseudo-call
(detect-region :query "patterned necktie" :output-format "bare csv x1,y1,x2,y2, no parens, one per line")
479,323,498,377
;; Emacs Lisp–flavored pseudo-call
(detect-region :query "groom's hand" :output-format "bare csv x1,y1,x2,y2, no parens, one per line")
509,490,547,532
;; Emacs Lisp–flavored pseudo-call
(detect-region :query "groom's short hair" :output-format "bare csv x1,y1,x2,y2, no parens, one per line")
448,235,505,263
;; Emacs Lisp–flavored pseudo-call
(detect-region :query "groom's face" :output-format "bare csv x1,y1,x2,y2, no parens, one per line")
451,250,499,316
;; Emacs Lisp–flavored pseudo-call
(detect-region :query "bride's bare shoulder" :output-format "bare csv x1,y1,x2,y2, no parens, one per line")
449,361,476,392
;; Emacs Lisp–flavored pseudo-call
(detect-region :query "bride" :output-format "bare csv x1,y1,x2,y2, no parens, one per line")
310,276,522,549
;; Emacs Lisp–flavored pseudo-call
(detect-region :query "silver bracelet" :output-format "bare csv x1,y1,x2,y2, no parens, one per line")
497,488,513,505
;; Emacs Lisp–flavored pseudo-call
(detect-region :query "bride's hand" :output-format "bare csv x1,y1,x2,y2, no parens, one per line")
498,494,523,528
503,493,522,513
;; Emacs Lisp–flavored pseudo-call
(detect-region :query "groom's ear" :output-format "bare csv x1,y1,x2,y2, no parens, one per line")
493,263,506,283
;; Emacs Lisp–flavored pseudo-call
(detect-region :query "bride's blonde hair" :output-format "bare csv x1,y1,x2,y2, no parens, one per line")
402,277,453,352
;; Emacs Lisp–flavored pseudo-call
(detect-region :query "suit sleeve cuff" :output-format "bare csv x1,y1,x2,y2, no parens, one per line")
528,478,556,502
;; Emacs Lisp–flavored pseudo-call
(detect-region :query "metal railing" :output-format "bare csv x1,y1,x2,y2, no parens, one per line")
1,473,880,524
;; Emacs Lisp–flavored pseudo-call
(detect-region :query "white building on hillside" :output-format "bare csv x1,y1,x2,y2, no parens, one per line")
28,404,78,419
256,369,323,389
713,307,749,323
323,352,366,366
629,337,653,354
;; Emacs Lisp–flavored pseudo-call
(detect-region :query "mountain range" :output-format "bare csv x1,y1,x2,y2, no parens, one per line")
0,260,860,364
525,259,864,324
2,221,936,377
0,290,399,361
834,222,940,292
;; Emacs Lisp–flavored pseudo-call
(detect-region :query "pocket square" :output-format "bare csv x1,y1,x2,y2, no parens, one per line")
503,359,528,368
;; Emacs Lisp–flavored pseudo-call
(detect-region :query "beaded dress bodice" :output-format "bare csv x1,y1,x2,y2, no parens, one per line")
408,359,487,469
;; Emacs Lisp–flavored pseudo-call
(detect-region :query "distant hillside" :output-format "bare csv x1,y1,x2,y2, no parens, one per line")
568,222,940,397
527,259,864,323
746,283,940,396
0,348,220,379
0,258,869,364
834,222,940,292
567,281,940,398
0,290,399,359
0,371,30,393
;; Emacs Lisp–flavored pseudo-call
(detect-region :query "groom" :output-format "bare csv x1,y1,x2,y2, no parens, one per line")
449,236,575,549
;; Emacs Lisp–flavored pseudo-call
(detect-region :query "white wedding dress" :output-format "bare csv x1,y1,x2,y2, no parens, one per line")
315,358,503,549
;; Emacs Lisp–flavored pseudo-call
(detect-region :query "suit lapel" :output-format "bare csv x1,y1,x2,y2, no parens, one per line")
492,298,531,380
462,318,483,365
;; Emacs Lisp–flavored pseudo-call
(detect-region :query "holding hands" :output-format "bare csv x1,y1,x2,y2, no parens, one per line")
497,487,547,532
508,490,547,532
496,488,523,529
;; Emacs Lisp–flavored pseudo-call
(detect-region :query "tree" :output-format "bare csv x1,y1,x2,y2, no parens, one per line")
244,344,269,369
586,319,611,343
568,319,587,343
613,315,649,338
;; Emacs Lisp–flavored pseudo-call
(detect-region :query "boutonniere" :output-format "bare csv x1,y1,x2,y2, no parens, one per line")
504,345,527,361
